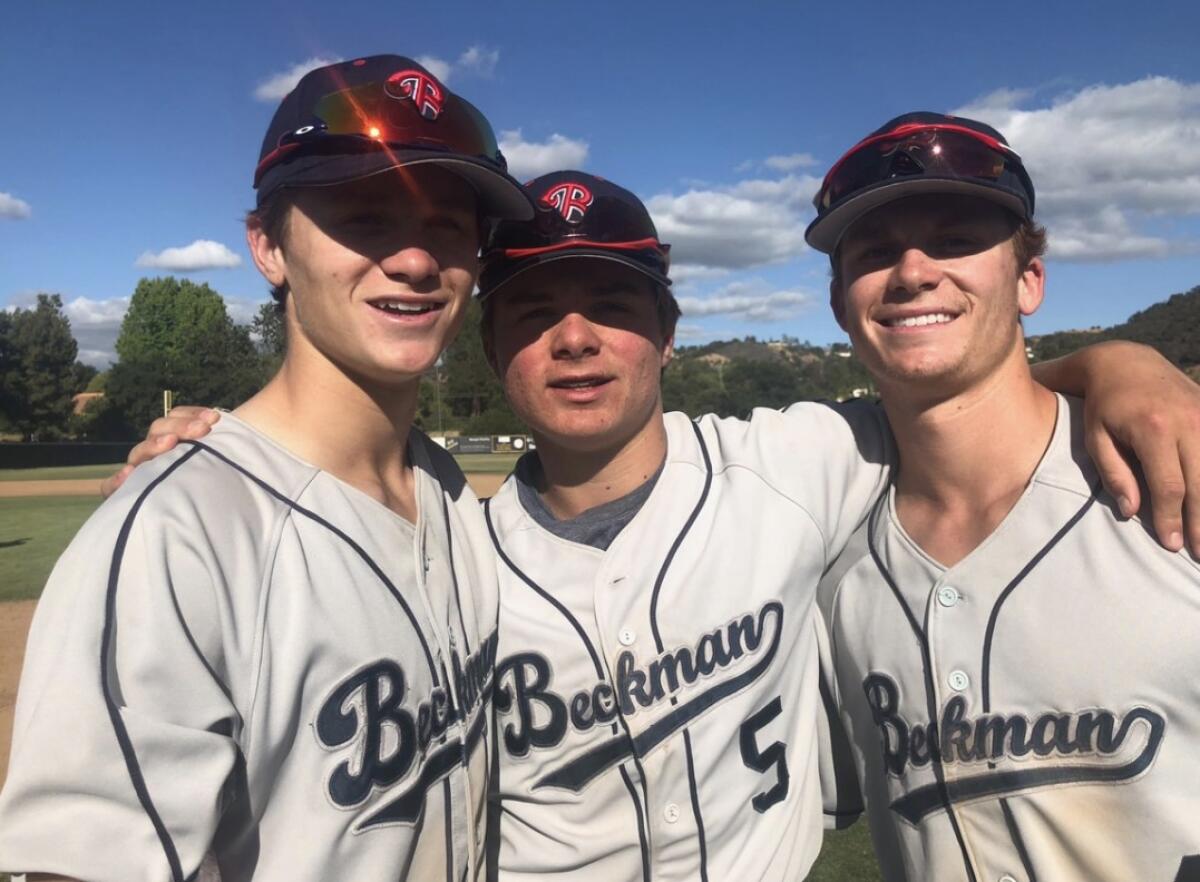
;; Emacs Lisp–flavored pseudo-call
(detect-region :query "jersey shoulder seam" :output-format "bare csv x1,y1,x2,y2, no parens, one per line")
713,460,831,571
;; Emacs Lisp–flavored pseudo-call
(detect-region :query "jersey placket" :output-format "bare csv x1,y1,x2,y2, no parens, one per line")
593,557,708,882
924,566,1035,882
412,477,475,878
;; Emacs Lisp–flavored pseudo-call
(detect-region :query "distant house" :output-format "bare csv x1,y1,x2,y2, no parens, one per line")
72,392,103,415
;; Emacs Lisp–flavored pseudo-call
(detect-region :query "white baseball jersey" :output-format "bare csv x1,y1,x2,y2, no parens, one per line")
486,403,891,881
820,394,1200,882
0,413,499,882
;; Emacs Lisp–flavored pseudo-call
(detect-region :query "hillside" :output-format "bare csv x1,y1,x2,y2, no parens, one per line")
664,285,1200,418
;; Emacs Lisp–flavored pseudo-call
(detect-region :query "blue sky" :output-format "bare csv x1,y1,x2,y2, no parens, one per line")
3,0,1199,366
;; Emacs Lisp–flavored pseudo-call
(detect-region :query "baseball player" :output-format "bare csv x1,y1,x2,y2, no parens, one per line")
109,172,1200,882
810,112,1200,882
472,171,1200,881
0,56,532,882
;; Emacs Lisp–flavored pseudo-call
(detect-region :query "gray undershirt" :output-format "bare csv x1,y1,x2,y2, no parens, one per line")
513,453,664,550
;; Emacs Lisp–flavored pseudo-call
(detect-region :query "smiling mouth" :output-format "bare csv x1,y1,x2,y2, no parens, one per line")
882,312,958,328
368,299,444,317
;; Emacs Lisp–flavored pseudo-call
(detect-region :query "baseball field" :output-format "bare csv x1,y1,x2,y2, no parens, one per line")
0,461,881,881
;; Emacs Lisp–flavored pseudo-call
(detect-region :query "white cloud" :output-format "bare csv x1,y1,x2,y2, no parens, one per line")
254,56,340,102
677,280,814,322
672,323,710,341
670,264,731,285
417,46,499,84
136,240,242,272
764,153,819,172
0,191,31,219
59,296,129,367
648,173,821,272
954,76,1200,260
498,130,590,180
457,46,499,78
416,54,453,83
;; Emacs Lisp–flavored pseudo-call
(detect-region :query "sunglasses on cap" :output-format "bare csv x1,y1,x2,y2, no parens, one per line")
254,72,505,189
815,123,1034,214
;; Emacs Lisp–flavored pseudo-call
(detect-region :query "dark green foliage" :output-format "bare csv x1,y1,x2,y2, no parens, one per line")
0,294,80,440
1028,285,1200,369
443,299,505,420
251,300,287,377
100,277,264,434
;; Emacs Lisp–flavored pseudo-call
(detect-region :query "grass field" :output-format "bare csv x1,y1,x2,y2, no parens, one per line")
0,496,104,602
0,455,519,481
451,452,520,473
0,462,125,481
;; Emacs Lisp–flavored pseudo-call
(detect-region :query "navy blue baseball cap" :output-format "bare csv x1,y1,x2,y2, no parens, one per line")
478,171,671,298
805,112,1036,253
253,55,533,220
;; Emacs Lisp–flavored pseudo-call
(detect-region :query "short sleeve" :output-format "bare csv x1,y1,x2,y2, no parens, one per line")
0,490,242,882
755,399,892,563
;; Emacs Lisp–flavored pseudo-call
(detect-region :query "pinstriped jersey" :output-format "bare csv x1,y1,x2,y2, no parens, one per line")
487,403,891,881
0,414,499,882
820,395,1200,882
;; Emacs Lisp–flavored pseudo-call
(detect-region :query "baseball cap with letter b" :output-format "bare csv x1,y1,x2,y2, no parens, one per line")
805,112,1036,253
253,55,533,220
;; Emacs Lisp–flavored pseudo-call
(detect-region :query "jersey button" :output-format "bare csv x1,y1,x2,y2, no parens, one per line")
619,629,636,646
663,802,680,823
948,670,970,691
936,585,960,607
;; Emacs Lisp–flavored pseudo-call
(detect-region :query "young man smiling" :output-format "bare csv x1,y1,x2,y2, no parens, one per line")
108,163,1200,882
0,56,531,882
472,171,1200,881
811,112,1200,882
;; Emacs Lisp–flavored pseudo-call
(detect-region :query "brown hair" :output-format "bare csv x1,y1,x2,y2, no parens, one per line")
1011,218,1048,271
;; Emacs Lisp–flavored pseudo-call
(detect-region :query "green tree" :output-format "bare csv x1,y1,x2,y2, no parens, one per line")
2,294,80,440
661,357,731,417
721,358,802,416
105,277,262,434
442,299,511,420
251,301,287,377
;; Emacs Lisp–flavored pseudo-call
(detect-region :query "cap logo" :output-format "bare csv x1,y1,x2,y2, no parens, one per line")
542,182,594,224
385,70,444,120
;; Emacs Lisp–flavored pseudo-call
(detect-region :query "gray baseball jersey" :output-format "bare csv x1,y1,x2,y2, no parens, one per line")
486,403,891,881
819,394,1200,882
0,413,499,882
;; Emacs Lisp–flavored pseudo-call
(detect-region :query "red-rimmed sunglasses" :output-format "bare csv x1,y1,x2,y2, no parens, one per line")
816,123,1032,212
254,72,504,188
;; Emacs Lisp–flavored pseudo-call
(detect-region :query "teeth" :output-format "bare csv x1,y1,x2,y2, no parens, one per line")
888,313,955,328
557,380,602,388
374,301,437,314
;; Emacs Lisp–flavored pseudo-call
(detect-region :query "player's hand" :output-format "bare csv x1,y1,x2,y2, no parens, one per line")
100,406,222,499
1077,343,1200,557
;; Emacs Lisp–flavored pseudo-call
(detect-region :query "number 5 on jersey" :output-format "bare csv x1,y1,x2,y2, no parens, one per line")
740,696,790,813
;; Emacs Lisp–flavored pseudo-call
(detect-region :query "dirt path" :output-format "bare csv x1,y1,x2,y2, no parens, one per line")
0,600,35,789
0,472,508,787
0,479,104,498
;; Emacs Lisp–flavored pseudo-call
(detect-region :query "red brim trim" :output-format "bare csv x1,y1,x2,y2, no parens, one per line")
502,237,666,259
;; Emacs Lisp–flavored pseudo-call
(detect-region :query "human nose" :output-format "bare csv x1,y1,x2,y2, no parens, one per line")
379,244,440,286
550,311,601,359
889,247,942,297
